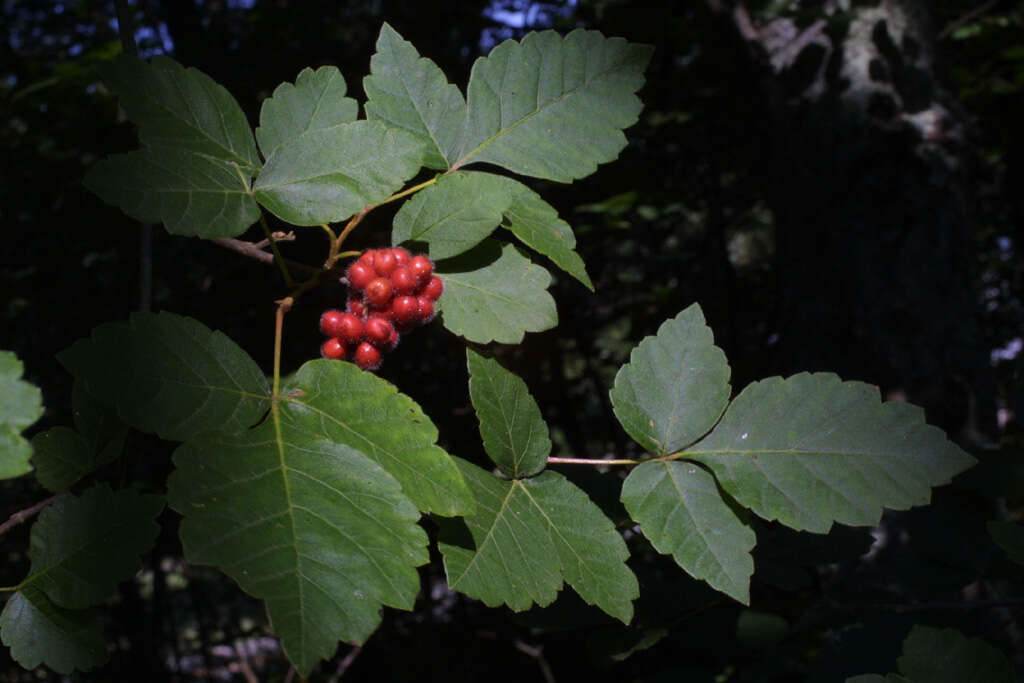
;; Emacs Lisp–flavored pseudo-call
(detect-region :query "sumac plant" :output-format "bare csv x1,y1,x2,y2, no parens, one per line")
0,23,982,678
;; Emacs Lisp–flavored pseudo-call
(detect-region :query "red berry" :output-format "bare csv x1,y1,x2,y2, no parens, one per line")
354,342,382,371
319,309,345,336
364,316,395,348
416,296,436,323
358,249,377,266
321,337,346,360
392,247,411,267
334,313,364,345
391,267,417,296
392,296,420,326
373,249,398,276
346,262,375,290
409,254,433,285
346,295,367,318
421,275,444,300
364,277,393,307
385,325,400,350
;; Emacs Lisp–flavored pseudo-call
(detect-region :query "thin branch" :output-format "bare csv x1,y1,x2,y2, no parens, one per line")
547,456,640,466
210,237,320,278
938,0,999,40
327,645,363,682
233,641,259,683
0,494,60,538
514,640,556,683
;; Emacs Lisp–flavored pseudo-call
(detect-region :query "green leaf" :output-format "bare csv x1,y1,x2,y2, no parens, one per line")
845,676,909,683
499,177,593,290
0,587,107,674
467,348,551,478
436,239,557,344
611,304,731,455
392,171,512,260
58,312,270,442
30,426,123,492
687,373,978,533
256,66,359,159
253,120,424,225
96,54,260,174
19,485,163,609
897,626,1014,683
168,410,429,677
282,360,473,516
456,29,652,182
0,351,43,480
988,521,1024,566
364,23,466,170
71,382,127,466
621,461,755,604
83,147,261,238
440,460,637,623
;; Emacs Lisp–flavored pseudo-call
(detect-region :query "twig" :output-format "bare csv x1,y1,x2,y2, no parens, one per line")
514,640,556,683
547,456,639,466
283,666,296,683
233,640,259,683
210,237,320,278
938,0,999,40
327,645,363,682
0,494,60,537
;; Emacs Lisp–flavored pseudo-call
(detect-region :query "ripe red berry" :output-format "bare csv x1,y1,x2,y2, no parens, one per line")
354,341,382,371
364,277,393,307
346,295,367,318
372,249,398,277
392,295,420,326
319,309,345,337
416,296,436,323
321,337,346,360
421,275,444,301
358,249,377,266
409,254,433,285
392,247,411,267
385,324,400,350
333,313,364,345
364,316,396,348
391,266,417,296
346,262,375,290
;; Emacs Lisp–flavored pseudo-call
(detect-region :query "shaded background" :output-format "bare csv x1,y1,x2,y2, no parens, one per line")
2,0,1023,680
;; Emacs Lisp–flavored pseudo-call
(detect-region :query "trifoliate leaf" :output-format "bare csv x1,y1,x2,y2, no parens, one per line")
456,29,652,182
467,347,550,478
30,426,123,493
256,66,359,159
168,406,429,677
83,147,261,238
621,461,755,604
19,485,163,609
0,351,43,480
988,521,1024,566
611,304,731,455
437,239,557,344
96,54,260,174
364,23,466,170
0,587,107,674
281,360,473,516
897,626,1014,683
687,373,977,533
392,171,512,259
253,120,424,225
58,312,270,442
440,460,637,623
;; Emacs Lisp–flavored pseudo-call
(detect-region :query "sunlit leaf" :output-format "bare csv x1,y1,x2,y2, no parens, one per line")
467,347,550,478
0,351,43,480
437,239,557,344
58,312,270,442
0,587,107,674
621,461,754,603
687,373,977,532
456,29,652,181
364,23,466,169
256,66,359,159
611,304,731,455
440,460,637,622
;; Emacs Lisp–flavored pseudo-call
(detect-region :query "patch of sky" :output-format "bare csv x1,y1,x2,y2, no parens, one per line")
481,0,579,49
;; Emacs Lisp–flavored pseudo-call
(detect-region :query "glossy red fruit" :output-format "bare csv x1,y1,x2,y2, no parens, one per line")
409,254,433,285
421,275,444,301
334,313,364,345
385,324,400,350
364,316,396,348
391,266,417,296
392,247,411,267
319,309,345,337
354,341,382,370
321,337,346,360
346,261,375,290
346,295,367,318
416,296,436,323
364,277,393,307
392,296,420,326
358,249,377,266
373,249,398,276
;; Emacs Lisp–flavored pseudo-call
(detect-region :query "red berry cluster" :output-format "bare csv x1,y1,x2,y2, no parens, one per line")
319,247,444,371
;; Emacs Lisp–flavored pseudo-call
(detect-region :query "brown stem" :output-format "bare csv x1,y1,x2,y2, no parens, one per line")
210,237,320,278
327,645,363,682
0,494,60,537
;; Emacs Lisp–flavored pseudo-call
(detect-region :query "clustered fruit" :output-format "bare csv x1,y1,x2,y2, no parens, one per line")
319,247,443,371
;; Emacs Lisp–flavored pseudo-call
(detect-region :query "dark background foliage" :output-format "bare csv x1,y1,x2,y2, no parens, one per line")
1,0,1022,680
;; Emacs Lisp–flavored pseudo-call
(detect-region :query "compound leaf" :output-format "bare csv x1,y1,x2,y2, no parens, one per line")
621,461,755,604
611,304,731,455
168,395,429,677
0,351,43,480
256,66,359,159
467,347,550,478
58,312,270,442
0,587,107,674
253,120,424,225
897,626,1014,683
440,461,637,622
687,373,977,533
364,23,466,169
19,485,163,609
84,147,260,238
437,239,557,344
392,171,512,260
97,54,259,172
456,29,652,182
